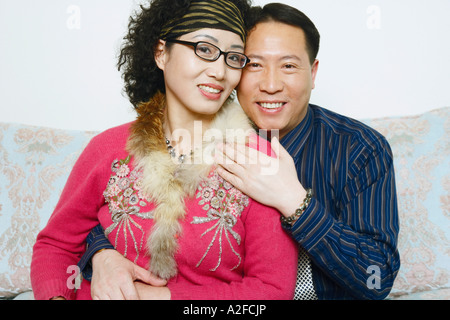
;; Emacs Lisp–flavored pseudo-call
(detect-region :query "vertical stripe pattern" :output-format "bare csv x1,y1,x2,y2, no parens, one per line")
281,105,400,300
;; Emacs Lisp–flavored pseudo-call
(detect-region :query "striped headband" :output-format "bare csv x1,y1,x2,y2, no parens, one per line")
160,0,246,43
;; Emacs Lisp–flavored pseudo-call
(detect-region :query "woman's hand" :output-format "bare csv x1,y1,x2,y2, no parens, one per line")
134,282,171,300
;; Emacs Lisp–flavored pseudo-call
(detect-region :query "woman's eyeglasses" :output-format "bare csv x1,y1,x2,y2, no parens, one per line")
165,39,250,69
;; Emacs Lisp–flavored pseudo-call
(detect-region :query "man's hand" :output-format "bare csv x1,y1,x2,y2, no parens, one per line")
216,136,307,218
91,249,167,300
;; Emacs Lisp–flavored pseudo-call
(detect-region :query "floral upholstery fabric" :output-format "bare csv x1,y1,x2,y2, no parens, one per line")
0,106,448,299
363,107,449,299
0,123,97,298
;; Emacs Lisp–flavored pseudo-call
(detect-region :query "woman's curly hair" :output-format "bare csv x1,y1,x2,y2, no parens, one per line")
118,0,252,108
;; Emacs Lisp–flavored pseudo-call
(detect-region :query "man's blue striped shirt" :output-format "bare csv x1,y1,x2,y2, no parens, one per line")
280,104,400,299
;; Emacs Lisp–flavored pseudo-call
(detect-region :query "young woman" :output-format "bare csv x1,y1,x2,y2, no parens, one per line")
30,0,298,300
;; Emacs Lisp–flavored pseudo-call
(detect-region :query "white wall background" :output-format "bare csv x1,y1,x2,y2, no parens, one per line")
1,0,449,131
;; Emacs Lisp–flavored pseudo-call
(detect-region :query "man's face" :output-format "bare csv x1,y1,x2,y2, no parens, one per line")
237,21,319,138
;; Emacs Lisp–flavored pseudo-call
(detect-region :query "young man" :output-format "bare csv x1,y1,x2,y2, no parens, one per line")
78,3,400,300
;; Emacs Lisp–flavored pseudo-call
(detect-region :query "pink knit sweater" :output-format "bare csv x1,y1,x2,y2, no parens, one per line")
31,122,298,300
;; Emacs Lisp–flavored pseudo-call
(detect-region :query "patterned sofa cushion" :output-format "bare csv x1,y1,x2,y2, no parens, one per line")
363,107,449,299
0,122,97,298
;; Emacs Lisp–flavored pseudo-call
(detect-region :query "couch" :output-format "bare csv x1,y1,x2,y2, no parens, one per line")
1,107,449,300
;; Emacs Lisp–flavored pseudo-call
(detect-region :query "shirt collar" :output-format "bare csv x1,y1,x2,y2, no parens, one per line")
280,105,313,160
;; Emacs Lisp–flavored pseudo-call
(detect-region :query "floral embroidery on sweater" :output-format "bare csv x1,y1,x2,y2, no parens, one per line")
103,156,153,262
102,157,250,271
192,171,249,271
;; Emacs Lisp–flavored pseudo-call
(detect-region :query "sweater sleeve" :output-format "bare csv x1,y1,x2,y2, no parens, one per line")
168,199,298,300
30,133,115,300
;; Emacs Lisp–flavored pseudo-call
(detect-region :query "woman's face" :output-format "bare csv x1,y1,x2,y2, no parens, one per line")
156,28,244,120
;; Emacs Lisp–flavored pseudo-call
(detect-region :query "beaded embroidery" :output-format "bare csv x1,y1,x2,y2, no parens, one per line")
103,156,153,262
103,158,250,271
191,171,249,271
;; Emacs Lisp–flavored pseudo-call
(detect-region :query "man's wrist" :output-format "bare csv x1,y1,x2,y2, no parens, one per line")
92,248,114,265
280,188,313,226
279,185,308,218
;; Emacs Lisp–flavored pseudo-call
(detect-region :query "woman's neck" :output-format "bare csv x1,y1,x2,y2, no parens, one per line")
163,106,214,157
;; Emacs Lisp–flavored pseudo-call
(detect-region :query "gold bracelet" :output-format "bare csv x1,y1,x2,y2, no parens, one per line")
281,188,313,226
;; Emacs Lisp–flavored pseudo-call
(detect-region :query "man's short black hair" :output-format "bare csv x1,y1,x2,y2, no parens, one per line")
247,3,320,64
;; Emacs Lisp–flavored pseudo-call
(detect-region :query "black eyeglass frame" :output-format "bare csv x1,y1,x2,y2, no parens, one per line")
164,39,250,69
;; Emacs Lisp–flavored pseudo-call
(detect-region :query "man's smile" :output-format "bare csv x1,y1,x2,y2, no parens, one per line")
257,101,286,113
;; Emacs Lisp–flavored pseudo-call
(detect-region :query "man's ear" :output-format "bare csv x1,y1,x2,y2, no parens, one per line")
311,59,319,90
154,39,167,71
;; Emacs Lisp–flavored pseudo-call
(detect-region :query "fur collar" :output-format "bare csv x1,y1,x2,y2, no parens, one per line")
126,92,254,279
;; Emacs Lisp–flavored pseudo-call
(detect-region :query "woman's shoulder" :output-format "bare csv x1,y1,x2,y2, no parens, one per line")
93,122,133,142
79,122,134,162
248,133,277,158
88,122,133,149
